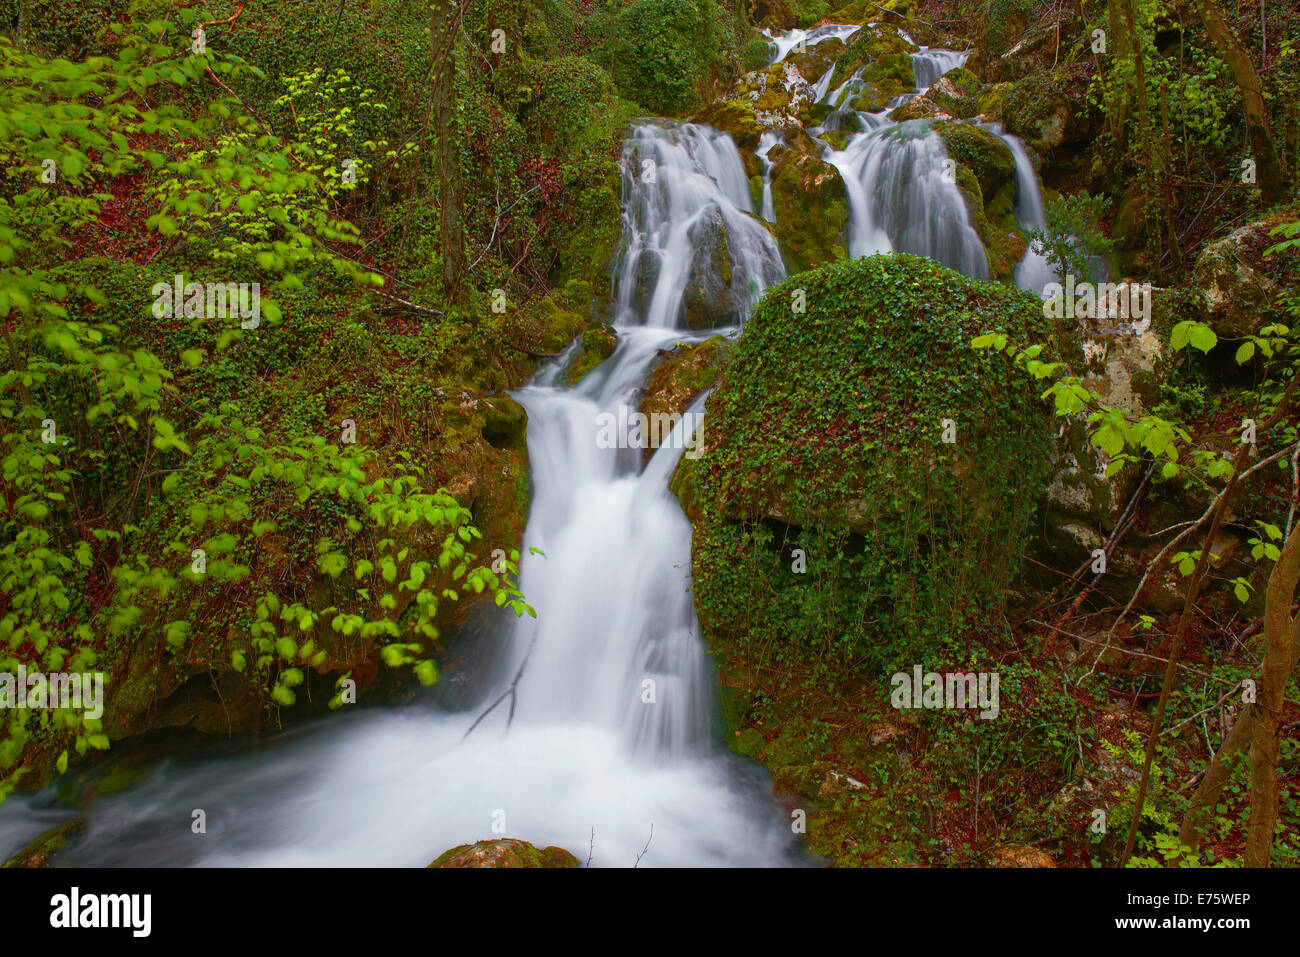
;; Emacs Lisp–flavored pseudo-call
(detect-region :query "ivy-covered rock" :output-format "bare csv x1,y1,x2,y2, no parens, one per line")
679,254,1057,672
428,838,581,868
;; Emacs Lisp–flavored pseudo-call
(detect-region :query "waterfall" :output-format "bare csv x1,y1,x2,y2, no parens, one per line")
755,130,784,223
983,123,1057,293
763,22,863,64
615,124,784,329
817,40,990,277
0,123,800,869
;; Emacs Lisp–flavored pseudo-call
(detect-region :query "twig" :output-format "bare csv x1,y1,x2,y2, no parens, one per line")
633,823,653,868
462,630,539,740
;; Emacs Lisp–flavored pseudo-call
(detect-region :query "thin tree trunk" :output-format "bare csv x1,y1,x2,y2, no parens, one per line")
1191,0,1286,204
432,0,467,299
1121,378,1297,866
1177,627,1300,856
1245,522,1300,865
1106,0,1131,146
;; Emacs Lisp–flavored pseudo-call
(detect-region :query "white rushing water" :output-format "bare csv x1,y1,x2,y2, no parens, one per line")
763,22,863,64
0,122,800,868
984,123,1058,292
820,43,991,277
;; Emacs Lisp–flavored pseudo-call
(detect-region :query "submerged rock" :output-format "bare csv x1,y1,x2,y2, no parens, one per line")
566,323,619,384
2,818,85,868
428,838,581,868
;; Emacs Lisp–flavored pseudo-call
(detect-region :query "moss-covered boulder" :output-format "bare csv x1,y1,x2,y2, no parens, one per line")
3,818,85,868
428,838,581,868
986,69,1091,155
828,23,918,90
1192,220,1287,338
892,68,982,121
769,128,848,272
694,98,766,152
566,324,619,384
683,210,741,328
678,254,1056,672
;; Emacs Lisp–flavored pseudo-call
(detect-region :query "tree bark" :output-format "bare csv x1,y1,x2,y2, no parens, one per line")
432,0,467,300
1191,0,1286,204
1106,0,1132,147
1177,626,1300,856
1245,522,1300,865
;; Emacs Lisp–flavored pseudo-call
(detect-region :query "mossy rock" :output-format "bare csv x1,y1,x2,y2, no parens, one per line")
694,98,766,152
428,838,580,868
925,68,981,118
683,211,740,328
480,396,530,451
534,297,590,354
565,323,619,384
933,122,1015,198
933,123,1023,281
769,128,848,273
788,38,849,86
639,336,736,440
3,818,85,868
829,23,918,89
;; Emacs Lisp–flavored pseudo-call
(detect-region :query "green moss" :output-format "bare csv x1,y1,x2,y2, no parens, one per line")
829,23,918,89
429,838,581,868
769,129,849,273
640,336,735,435
694,98,765,152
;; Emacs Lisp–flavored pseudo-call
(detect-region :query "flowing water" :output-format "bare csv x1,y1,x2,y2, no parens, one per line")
0,118,801,869
0,23,1056,868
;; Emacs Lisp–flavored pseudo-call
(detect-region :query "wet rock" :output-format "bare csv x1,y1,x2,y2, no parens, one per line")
3,818,85,868
770,127,848,272
428,838,581,868
565,324,618,384
640,336,734,431
683,210,739,328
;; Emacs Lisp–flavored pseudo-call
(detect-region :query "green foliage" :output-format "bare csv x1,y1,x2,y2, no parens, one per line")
1028,192,1113,285
593,0,733,116
0,6,529,801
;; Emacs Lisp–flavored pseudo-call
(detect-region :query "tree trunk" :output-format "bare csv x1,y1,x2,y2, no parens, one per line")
1177,626,1299,854
432,0,467,300
1245,522,1300,865
1106,0,1131,147
1191,0,1286,204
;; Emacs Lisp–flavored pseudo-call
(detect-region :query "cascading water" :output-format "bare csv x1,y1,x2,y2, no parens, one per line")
763,22,863,64
983,123,1057,293
755,130,785,223
615,124,784,328
0,123,802,868
819,43,992,277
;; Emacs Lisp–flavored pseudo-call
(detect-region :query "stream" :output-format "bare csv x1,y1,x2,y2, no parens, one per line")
0,22,1054,867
